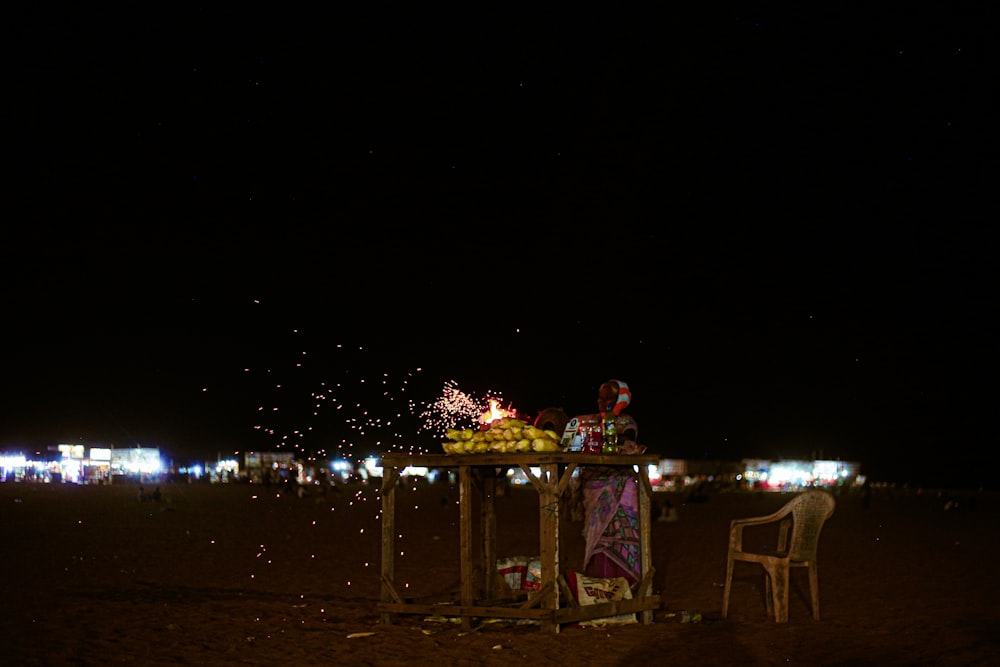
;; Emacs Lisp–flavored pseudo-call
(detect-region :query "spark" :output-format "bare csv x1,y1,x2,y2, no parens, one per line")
414,380,507,436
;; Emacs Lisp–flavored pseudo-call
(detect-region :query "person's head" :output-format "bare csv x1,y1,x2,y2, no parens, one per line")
598,379,631,415
598,382,619,412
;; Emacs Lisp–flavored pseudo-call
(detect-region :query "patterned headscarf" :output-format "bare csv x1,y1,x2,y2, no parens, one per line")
610,379,631,416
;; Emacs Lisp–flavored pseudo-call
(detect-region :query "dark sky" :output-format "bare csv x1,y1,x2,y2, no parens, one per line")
3,7,997,489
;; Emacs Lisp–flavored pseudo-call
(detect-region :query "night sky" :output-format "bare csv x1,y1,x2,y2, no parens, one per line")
3,7,997,489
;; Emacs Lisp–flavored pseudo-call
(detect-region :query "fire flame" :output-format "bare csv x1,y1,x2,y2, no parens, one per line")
479,399,516,426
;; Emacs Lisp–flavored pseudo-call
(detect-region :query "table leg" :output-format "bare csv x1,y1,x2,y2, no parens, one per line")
459,465,474,631
379,466,400,624
636,463,654,624
481,469,498,600
538,462,560,633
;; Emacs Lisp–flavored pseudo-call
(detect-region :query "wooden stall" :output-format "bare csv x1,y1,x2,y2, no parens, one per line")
378,452,661,633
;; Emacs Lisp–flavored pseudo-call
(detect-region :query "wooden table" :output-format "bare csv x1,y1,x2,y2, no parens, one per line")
378,452,661,633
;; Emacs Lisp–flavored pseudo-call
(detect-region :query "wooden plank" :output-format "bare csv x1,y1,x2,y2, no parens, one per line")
381,452,658,468
458,465,474,631
633,567,656,599
481,469,498,599
377,602,553,621
637,463,654,624
379,466,400,495
375,594,661,626
492,567,513,599
538,462,560,633
557,573,577,607
555,462,577,496
553,595,661,624
380,574,404,604
519,580,555,609
517,462,546,494
379,466,399,624
636,465,654,498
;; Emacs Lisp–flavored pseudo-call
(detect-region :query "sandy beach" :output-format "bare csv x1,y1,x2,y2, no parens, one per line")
1,478,995,666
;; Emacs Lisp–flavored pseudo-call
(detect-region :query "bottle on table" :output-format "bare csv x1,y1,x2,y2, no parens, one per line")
601,405,618,453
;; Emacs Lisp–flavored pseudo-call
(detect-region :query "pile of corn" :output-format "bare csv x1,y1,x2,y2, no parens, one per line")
442,417,561,454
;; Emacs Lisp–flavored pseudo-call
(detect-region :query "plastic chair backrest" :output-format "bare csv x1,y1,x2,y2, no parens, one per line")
786,490,836,562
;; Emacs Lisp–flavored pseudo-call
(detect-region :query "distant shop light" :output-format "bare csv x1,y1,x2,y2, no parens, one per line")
330,459,354,474
1,454,28,468
363,456,383,478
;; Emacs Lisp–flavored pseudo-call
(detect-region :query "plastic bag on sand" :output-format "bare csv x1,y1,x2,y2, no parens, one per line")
496,556,542,591
566,570,637,626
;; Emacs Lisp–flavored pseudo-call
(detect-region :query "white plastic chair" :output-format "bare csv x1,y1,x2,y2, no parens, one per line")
721,490,836,622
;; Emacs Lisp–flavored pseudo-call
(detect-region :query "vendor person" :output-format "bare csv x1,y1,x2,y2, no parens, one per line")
575,379,644,585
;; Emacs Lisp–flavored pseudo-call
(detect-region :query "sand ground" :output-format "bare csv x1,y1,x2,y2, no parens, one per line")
0,479,995,666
